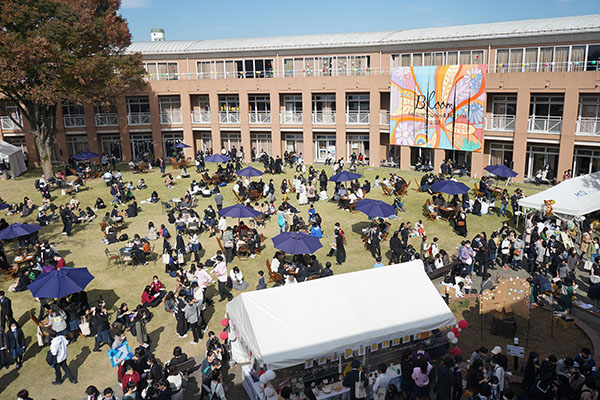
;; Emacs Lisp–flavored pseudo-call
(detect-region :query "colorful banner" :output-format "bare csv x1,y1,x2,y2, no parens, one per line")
390,64,487,152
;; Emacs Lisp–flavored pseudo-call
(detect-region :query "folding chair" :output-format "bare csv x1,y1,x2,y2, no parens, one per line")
105,248,123,269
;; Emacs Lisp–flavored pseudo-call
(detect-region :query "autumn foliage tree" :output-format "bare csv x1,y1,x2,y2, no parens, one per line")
0,0,145,177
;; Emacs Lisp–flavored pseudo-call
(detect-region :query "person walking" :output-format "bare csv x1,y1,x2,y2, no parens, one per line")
184,295,203,344
343,359,368,400
335,228,346,265
0,291,15,331
49,330,77,384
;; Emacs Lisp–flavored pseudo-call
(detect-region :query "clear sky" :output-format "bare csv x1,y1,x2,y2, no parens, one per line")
120,0,600,42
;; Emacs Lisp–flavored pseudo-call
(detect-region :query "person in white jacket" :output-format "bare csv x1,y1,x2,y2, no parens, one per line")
49,331,77,385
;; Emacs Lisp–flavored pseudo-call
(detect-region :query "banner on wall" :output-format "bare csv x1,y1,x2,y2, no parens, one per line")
390,64,487,152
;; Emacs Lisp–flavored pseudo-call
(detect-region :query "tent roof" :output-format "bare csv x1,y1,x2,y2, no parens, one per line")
0,140,21,156
226,260,456,370
518,171,600,217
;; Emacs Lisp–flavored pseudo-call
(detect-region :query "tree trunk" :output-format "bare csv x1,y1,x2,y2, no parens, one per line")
33,132,54,178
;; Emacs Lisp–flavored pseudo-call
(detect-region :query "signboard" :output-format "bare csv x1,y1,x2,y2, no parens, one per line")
506,344,525,358
390,64,487,152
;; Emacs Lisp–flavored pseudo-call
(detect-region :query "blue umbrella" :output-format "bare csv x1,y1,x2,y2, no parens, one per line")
236,166,264,177
272,232,322,255
0,203,9,210
0,222,42,240
218,203,261,219
172,142,191,149
355,199,396,218
484,164,518,178
430,180,470,195
27,267,94,299
72,150,100,160
328,171,362,182
205,154,231,163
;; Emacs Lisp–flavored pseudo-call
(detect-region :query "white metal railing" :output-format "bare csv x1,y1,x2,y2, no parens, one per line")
127,112,151,125
527,116,562,134
249,112,271,124
145,73,180,81
94,113,119,127
160,111,183,124
346,112,370,124
312,112,336,124
0,115,22,130
379,112,390,125
219,112,240,124
484,114,516,132
191,111,211,124
63,114,86,128
280,111,303,124
576,117,600,136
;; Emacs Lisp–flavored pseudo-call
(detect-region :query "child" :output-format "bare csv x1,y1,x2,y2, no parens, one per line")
415,220,426,237
257,270,266,290
463,273,473,294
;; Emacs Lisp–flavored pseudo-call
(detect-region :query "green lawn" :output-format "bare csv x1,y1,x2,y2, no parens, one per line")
0,162,544,399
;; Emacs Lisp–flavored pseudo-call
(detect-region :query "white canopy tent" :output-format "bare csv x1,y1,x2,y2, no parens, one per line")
0,140,27,178
226,260,456,370
518,171,600,218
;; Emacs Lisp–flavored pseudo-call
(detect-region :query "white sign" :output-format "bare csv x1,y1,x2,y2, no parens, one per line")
506,344,524,358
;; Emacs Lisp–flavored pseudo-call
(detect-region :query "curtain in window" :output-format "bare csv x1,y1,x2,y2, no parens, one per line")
459,51,471,65
401,54,411,67
423,53,432,66
283,59,293,77
472,50,484,64
225,61,235,79
413,53,423,67
446,52,458,65
146,64,157,80
554,47,569,71
495,50,508,72
571,46,585,71
433,53,444,65
524,48,538,72
509,49,523,72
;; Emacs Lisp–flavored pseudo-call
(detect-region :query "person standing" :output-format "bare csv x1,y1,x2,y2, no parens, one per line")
7,322,25,369
335,228,346,265
184,296,203,344
213,256,233,302
434,357,455,400
343,359,368,400
0,291,15,330
411,358,433,400
214,188,224,211
49,330,77,384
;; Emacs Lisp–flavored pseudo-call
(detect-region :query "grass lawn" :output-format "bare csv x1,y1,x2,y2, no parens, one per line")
0,162,545,399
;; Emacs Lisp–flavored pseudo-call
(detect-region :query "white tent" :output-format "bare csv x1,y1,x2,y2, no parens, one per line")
0,140,27,178
518,171,600,218
226,260,456,370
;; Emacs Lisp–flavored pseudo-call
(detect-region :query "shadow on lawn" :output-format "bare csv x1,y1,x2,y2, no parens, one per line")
149,326,165,351
86,289,119,309
0,366,20,390
69,346,91,380
351,221,370,235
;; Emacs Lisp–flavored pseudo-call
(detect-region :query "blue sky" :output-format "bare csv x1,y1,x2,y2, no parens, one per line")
120,0,600,42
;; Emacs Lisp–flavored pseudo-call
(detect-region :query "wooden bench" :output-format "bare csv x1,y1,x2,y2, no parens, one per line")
473,182,485,197
266,260,284,284
173,357,196,378
427,263,453,280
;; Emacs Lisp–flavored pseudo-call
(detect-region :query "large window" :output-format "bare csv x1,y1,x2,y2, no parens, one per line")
346,94,370,124
99,134,122,159
529,95,564,134
130,133,154,160
197,59,273,79
495,44,597,72
158,96,182,124
577,95,600,135
283,55,370,77
248,95,271,124
392,50,485,67
488,143,513,168
573,148,600,176
525,145,559,179
312,94,336,124
62,103,85,128
144,62,178,80
126,97,151,125
251,132,272,155
219,96,240,124
66,135,88,157
221,132,241,151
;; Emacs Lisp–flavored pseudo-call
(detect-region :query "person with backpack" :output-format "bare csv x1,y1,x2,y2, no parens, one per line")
201,359,221,399
210,369,227,400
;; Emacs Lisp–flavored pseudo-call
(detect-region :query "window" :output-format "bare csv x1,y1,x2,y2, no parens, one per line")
248,95,270,113
318,57,334,76
62,103,85,128
283,58,294,77
525,145,559,178
530,95,564,118
221,132,241,150
489,143,513,168
393,50,486,67
579,95,600,118
197,59,272,79
66,135,88,157
219,96,239,112
145,62,178,80
495,44,600,72
574,148,600,176
62,103,84,116
126,97,150,114
586,45,600,71
158,96,182,124
491,95,517,116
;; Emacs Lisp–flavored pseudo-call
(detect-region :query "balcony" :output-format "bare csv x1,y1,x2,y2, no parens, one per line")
219,112,240,124
160,110,183,125
249,112,271,124
0,115,22,130
379,112,390,125
576,117,600,136
484,114,516,132
94,113,119,127
280,111,303,124
527,116,562,134
127,112,151,126
191,111,211,124
312,112,336,124
346,112,370,124
63,114,86,128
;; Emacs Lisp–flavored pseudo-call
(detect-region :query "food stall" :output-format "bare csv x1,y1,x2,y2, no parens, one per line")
226,260,456,399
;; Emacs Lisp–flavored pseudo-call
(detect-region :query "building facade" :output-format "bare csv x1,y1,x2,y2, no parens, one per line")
1,15,600,182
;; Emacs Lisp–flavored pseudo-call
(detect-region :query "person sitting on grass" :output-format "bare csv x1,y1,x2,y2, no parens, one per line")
165,174,175,188
142,285,163,308
137,178,147,190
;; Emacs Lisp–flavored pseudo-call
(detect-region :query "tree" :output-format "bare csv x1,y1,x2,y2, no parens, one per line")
0,0,145,177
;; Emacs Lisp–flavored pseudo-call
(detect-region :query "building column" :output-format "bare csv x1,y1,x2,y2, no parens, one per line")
335,89,346,162
557,88,578,182
471,151,484,179
148,94,162,159
270,90,281,158
433,149,445,173
512,89,530,183
369,89,381,167
301,90,313,162
55,105,68,164
116,97,132,163
400,146,411,170
239,91,251,162
180,93,194,159
209,92,220,154
83,105,100,156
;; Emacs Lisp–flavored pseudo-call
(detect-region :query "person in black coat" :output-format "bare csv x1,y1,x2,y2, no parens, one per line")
343,359,368,400
0,291,15,330
335,229,346,265
390,231,403,264
0,328,8,369
175,231,186,257
434,356,455,400
6,322,25,369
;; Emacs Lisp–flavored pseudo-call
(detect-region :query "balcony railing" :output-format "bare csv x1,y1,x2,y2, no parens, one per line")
0,115,22,130
312,112,336,124
484,114,516,132
576,117,600,136
219,112,240,124
346,112,370,124
191,111,211,124
379,112,390,125
249,112,271,124
280,111,303,124
127,112,151,126
160,111,183,124
94,113,119,127
63,114,86,128
527,116,562,134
